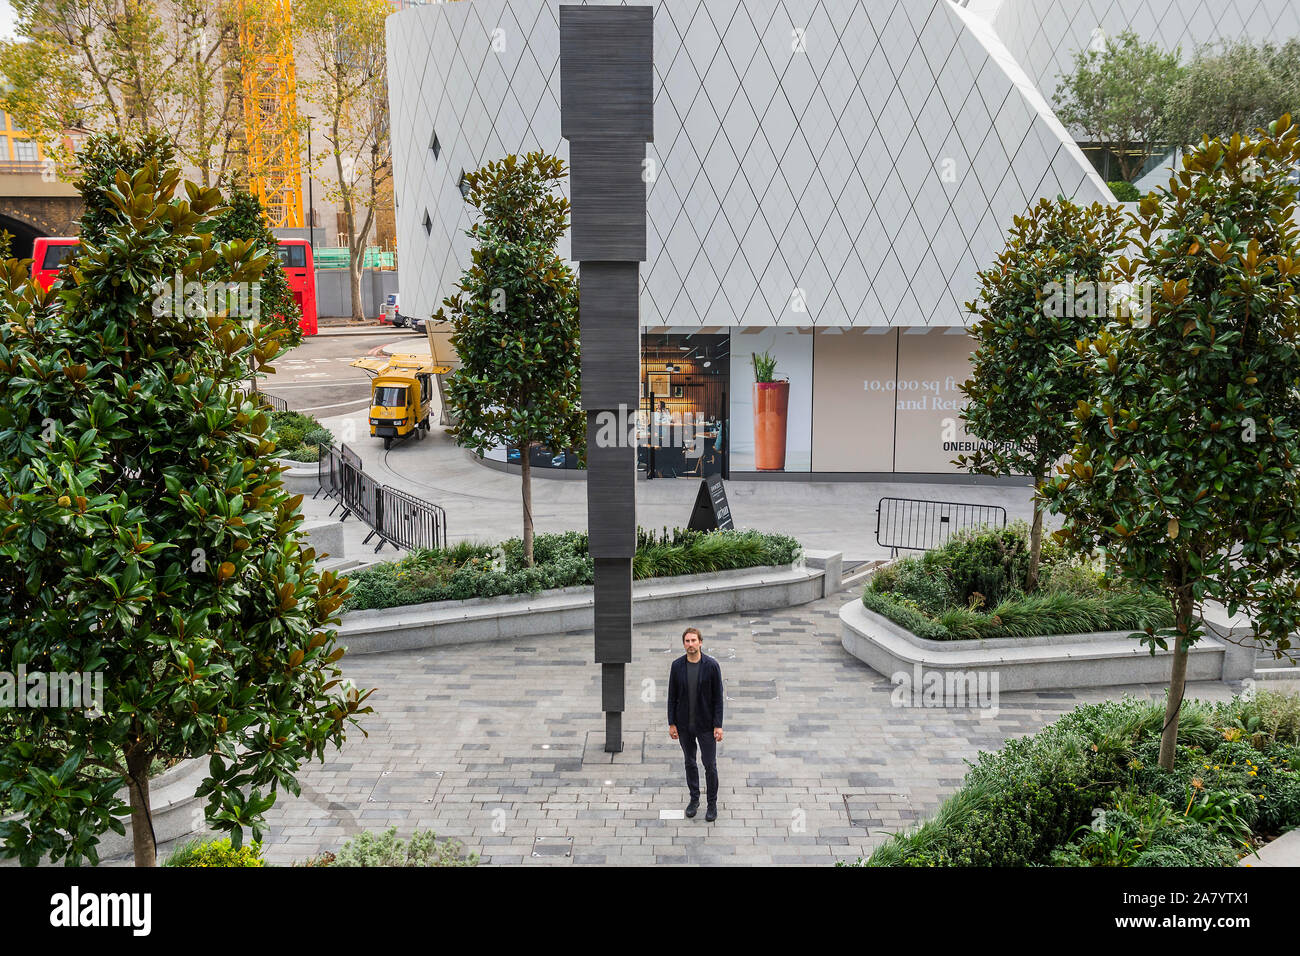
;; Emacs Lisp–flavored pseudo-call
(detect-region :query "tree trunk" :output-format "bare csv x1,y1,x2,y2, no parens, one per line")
349,254,364,322
1158,590,1194,770
126,748,156,867
520,448,534,567
1026,496,1045,592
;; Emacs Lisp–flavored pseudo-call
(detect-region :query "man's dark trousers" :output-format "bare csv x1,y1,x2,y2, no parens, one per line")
679,724,718,805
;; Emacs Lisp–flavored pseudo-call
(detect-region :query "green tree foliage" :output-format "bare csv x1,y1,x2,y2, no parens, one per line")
211,185,304,350
435,152,583,566
0,0,244,186
0,133,371,866
1053,31,1184,182
293,0,391,321
1109,181,1143,202
1164,39,1300,145
958,197,1129,589
1044,116,1300,770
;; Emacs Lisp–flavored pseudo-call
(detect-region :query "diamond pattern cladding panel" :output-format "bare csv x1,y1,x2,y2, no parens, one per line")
387,0,1199,328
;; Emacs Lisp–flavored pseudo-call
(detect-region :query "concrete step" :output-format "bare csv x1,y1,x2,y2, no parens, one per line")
319,557,368,574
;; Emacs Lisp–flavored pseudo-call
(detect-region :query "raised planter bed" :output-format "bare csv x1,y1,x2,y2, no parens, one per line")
338,559,834,655
1,757,208,866
275,457,322,495
840,598,1248,692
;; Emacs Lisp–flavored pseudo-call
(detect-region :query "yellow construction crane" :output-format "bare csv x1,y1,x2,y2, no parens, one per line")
238,0,304,228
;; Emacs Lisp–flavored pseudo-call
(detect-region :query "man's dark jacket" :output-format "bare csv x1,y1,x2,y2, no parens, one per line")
667,653,724,732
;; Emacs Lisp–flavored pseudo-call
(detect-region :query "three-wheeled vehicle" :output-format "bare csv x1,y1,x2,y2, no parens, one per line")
350,354,451,449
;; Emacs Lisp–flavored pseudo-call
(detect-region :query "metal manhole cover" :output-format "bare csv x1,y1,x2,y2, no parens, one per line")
531,836,573,858
367,770,444,804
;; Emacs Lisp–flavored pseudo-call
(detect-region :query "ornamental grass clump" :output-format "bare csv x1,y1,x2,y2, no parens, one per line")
862,523,1171,640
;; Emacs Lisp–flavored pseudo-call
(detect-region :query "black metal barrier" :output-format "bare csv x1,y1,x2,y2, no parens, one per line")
247,389,288,413
876,497,1007,555
315,443,447,552
376,485,448,552
315,444,343,501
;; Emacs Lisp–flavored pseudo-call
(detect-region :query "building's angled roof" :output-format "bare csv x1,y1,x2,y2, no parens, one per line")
386,0,1300,327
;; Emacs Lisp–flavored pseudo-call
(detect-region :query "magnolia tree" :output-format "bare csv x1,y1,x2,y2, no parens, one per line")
0,133,371,866
211,184,304,350
436,152,583,567
958,196,1130,590
1044,116,1300,770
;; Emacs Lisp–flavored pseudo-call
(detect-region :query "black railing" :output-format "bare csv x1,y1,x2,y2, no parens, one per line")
876,497,1007,555
315,442,447,552
247,389,288,413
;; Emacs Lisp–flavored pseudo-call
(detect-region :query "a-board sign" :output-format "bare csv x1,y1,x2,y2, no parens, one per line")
687,474,734,532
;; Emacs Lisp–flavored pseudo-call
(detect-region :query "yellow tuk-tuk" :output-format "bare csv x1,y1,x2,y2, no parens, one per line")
350,354,452,450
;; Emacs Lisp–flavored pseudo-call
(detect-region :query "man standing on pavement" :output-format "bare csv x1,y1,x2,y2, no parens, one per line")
667,626,724,821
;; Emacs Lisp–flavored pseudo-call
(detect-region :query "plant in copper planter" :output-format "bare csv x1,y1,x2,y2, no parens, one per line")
751,351,789,471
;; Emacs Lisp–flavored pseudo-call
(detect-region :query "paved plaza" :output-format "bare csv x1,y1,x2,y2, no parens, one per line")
241,587,1238,866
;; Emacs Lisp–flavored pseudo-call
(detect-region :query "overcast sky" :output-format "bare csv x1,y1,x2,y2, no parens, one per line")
0,2,15,42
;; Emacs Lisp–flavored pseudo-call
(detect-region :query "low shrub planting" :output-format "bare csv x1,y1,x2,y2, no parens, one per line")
330,827,477,867
164,837,266,867
343,527,802,611
863,523,1172,640
849,691,1300,867
268,409,332,463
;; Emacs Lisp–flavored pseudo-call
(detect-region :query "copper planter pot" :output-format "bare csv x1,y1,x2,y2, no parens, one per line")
753,380,790,471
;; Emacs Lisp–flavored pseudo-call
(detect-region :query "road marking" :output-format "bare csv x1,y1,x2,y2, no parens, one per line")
256,381,363,390
298,398,374,413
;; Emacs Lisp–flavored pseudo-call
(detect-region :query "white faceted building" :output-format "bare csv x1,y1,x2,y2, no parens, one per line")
386,0,1300,478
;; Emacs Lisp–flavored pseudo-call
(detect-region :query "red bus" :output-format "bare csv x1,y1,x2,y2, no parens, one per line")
31,237,79,291
29,235,317,336
276,239,317,335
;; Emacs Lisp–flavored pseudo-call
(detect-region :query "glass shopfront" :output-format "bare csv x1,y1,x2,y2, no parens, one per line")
478,326,986,480
634,327,982,479
639,331,730,478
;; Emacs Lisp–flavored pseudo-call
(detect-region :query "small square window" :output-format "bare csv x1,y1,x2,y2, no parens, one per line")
422,210,432,235
430,131,440,159
457,170,470,201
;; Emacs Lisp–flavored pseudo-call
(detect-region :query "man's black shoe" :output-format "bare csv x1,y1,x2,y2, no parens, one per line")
705,804,718,822
685,799,699,818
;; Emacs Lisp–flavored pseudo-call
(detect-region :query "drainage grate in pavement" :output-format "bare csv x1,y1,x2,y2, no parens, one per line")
725,679,778,700
367,769,444,805
531,836,573,858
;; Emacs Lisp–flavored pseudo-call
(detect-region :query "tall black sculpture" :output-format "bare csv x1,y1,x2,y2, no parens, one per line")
559,4,653,753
